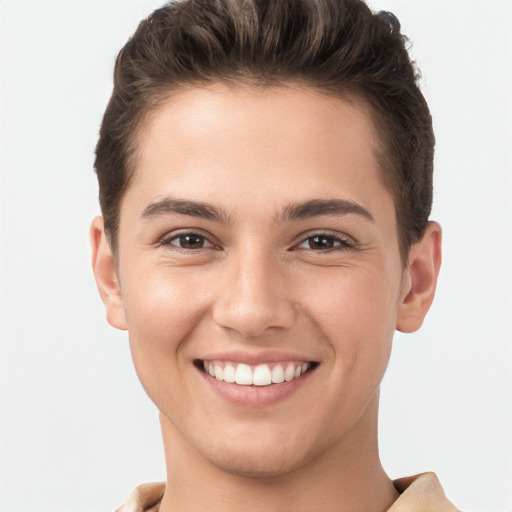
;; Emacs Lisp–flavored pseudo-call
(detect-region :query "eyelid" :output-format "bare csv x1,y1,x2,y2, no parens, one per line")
292,230,357,250
169,234,213,248
155,228,356,252
158,228,221,250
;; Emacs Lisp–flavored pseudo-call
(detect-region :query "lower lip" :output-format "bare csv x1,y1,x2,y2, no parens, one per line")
197,366,316,407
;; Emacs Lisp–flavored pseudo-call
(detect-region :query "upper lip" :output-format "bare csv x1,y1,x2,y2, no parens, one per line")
197,350,319,365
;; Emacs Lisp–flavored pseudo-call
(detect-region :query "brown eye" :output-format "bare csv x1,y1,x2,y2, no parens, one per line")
168,233,212,249
308,235,336,250
297,234,353,251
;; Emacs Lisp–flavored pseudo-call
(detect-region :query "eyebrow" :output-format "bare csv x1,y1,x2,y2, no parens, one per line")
141,197,373,224
141,198,230,223
279,199,374,223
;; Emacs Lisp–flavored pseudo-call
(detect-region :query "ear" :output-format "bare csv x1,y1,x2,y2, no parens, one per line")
396,221,442,333
90,216,127,330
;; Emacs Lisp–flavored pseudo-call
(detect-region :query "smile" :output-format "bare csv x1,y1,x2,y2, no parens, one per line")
198,360,317,386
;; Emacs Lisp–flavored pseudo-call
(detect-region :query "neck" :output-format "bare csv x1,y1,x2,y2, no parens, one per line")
158,393,398,512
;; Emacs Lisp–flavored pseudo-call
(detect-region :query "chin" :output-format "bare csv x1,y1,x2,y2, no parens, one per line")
207,451,304,479
198,434,312,479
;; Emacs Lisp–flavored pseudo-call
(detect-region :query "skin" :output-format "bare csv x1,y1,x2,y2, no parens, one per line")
91,85,442,512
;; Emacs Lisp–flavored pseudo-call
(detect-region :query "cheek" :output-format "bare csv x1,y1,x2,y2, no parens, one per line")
119,266,211,380
122,265,207,335
309,264,398,325
283,264,401,440
118,266,217,421
302,265,399,374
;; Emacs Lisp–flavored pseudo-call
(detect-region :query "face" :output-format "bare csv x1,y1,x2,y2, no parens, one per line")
99,85,416,476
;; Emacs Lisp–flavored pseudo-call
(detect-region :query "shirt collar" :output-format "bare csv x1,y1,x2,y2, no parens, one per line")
388,472,460,512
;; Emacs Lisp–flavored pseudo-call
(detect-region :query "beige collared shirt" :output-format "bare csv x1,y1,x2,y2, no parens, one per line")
388,473,460,511
116,472,460,512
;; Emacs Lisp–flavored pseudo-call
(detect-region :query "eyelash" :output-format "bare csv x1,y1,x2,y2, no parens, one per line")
294,232,356,252
159,230,356,253
159,231,217,252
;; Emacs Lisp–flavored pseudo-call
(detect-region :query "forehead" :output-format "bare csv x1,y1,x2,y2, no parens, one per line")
139,84,380,161
124,84,393,223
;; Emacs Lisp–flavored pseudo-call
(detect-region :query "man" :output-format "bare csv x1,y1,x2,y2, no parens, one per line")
90,0,457,510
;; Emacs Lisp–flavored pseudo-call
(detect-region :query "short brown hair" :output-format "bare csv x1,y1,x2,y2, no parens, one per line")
95,0,434,262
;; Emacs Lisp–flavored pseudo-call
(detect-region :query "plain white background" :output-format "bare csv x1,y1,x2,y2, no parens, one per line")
0,1,511,511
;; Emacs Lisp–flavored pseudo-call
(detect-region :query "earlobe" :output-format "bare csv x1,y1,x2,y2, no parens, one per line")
90,216,127,330
396,221,442,333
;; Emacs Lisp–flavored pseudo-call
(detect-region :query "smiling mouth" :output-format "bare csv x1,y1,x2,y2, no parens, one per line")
195,360,319,386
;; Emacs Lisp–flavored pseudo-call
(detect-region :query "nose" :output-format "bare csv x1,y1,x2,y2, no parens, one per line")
212,250,296,338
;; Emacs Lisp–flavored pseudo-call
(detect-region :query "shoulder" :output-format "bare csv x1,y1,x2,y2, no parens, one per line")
389,472,461,512
115,482,165,512
115,473,463,512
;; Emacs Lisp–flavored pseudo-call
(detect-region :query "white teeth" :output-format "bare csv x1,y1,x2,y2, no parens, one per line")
235,363,253,385
223,364,236,383
253,364,272,386
204,361,312,385
284,364,295,382
271,365,285,384
214,364,224,381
